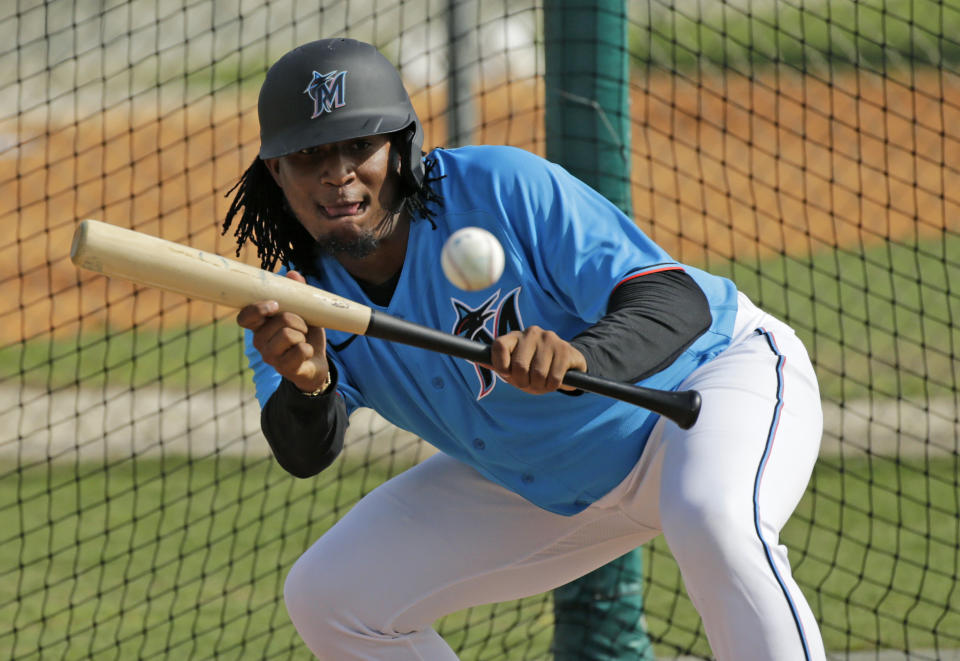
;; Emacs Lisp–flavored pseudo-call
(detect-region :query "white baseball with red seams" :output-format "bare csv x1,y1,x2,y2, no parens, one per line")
440,227,505,291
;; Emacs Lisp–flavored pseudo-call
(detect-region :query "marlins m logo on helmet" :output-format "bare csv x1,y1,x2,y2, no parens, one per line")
304,70,347,118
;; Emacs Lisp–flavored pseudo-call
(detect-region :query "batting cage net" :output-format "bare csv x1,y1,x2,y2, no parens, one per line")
3,0,958,658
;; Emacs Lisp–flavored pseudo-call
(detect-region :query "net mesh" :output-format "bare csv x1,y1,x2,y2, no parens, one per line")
3,0,958,658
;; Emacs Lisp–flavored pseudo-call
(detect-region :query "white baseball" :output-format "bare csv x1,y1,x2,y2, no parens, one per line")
441,227,505,291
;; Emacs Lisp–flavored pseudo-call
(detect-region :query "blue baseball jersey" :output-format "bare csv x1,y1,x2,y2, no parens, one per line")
246,145,739,515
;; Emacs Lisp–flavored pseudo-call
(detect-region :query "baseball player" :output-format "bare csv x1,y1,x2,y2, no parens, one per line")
224,38,826,660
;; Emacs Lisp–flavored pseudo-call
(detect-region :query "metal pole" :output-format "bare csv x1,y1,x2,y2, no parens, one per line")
446,0,475,147
545,1,654,659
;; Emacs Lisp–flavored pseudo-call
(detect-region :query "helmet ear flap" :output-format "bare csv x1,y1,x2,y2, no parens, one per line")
398,123,425,190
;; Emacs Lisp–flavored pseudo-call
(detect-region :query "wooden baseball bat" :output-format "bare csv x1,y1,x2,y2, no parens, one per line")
70,219,701,428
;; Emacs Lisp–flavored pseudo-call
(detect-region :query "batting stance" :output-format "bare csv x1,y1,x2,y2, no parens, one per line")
225,38,826,660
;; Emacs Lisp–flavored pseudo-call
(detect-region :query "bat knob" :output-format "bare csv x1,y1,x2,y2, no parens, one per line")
674,390,702,429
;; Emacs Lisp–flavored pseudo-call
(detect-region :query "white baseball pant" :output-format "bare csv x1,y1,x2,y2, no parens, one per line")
283,292,826,660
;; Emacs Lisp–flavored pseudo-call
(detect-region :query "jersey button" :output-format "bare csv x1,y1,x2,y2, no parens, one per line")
521,473,534,484
431,377,445,389
472,438,485,450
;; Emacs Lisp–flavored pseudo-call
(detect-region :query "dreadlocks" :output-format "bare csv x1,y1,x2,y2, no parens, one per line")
221,144,443,277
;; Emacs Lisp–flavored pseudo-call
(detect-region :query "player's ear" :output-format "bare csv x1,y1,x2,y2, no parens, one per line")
262,157,283,186
389,135,403,174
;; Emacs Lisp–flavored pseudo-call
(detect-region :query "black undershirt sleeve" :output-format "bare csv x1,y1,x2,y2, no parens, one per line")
569,269,713,384
258,273,394,479
260,360,347,478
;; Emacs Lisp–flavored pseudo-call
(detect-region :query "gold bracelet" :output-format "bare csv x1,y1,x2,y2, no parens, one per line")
302,371,332,397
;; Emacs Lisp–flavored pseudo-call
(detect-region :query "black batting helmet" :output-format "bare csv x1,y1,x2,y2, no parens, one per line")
257,38,425,187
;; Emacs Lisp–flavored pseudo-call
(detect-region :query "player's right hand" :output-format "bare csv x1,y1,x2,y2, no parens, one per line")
235,270,330,394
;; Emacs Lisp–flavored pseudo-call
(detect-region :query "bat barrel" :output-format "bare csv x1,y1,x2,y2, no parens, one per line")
70,219,373,335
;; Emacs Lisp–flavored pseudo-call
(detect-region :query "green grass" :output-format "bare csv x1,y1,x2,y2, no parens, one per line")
0,452,552,660
703,230,960,402
789,452,960,651
643,453,960,657
631,0,960,72
1,321,248,391
3,452,958,658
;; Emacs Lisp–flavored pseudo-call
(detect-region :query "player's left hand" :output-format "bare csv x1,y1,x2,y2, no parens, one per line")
487,326,587,395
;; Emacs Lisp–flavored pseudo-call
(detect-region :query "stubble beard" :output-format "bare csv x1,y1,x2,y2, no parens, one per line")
311,209,400,260
311,227,378,259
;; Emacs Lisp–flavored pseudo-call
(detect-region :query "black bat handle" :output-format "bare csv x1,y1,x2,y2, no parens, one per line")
557,371,701,429
367,311,701,429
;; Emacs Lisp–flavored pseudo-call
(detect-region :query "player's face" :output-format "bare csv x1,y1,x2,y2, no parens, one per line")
265,134,402,258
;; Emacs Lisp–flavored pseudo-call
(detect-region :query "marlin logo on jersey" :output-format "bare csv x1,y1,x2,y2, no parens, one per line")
450,287,524,399
304,70,347,118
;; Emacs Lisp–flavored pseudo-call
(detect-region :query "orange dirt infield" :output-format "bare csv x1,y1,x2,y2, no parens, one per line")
4,69,958,345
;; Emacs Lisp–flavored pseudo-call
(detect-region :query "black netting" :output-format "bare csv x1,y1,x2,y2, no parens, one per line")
3,0,958,658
